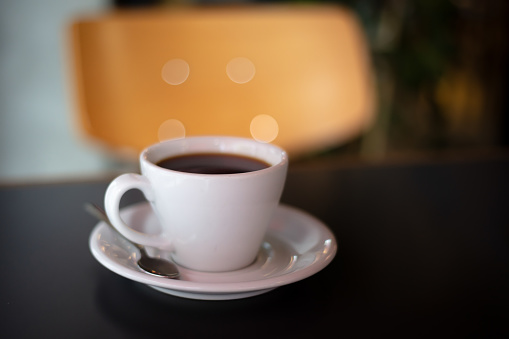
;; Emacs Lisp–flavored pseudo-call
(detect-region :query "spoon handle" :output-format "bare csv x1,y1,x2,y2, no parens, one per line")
84,203,145,252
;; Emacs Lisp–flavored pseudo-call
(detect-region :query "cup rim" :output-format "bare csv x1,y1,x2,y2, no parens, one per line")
140,136,288,177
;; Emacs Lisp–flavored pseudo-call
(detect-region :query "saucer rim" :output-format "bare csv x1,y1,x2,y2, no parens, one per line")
89,202,337,294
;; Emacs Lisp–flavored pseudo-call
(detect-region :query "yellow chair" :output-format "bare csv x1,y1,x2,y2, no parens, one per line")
69,5,375,159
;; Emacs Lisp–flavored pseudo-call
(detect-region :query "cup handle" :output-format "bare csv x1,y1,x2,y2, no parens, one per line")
104,173,172,250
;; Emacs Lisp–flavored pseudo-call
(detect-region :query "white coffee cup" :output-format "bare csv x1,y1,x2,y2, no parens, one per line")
104,136,288,272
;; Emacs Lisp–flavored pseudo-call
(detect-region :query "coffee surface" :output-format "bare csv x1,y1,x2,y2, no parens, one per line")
156,153,270,174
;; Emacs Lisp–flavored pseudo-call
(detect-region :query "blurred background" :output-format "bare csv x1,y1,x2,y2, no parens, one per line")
1,0,508,183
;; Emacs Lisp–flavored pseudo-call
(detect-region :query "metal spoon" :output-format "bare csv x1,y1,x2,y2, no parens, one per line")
85,203,180,279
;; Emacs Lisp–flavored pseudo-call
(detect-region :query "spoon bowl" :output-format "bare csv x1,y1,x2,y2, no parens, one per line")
85,203,180,279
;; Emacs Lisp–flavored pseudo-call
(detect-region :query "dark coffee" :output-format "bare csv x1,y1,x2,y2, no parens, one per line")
156,153,270,174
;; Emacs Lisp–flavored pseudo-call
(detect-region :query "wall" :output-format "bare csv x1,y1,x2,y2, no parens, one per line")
0,0,115,183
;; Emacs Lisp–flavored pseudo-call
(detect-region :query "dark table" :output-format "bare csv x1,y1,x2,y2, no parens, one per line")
1,153,508,338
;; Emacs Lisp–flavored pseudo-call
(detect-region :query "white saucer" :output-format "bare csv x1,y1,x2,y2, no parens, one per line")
89,202,337,300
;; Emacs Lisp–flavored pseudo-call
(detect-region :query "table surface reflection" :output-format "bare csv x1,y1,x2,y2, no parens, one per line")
1,153,508,338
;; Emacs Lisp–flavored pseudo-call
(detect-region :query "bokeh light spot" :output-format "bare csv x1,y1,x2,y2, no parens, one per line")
226,57,255,84
158,119,186,141
161,59,189,85
250,114,279,143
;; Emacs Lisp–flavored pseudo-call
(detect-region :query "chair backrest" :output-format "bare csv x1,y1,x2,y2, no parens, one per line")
70,5,375,158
